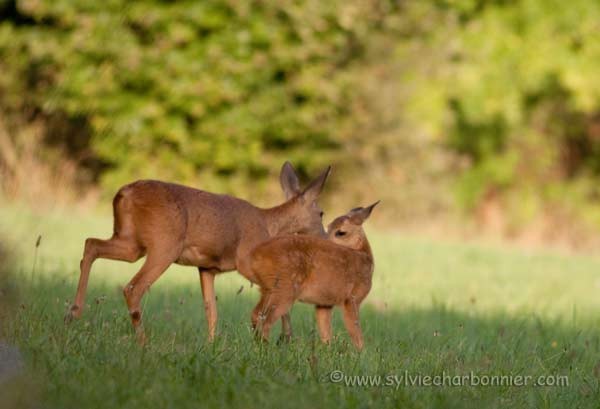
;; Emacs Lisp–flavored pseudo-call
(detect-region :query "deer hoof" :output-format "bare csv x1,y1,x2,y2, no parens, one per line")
64,305,80,324
63,312,73,325
135,328,147,347
276,333,292,346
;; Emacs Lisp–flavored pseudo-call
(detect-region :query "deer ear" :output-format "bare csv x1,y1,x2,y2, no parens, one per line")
350,200,380,224
301,165,331,202
280,161,301,199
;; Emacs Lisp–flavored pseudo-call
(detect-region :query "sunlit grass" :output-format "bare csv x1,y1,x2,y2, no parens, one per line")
1,204,600,408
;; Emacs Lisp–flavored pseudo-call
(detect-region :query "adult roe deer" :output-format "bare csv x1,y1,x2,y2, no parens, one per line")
246,201,379,350
65,162,331,344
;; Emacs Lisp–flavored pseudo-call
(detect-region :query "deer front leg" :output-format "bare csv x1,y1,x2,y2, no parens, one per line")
199,269,218,342
315,305,333,344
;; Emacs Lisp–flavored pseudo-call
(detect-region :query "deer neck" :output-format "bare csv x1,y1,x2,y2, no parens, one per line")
261,197,301,237
360,237,373,260
352,231,373,261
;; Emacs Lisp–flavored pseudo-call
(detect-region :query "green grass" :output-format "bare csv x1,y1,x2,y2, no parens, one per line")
1,204,600,408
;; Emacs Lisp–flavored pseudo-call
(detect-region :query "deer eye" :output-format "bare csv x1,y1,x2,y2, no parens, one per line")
319,211,324,218
335,230,346,237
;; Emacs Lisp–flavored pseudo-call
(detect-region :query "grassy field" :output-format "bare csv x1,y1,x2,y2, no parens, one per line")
1,203,600,408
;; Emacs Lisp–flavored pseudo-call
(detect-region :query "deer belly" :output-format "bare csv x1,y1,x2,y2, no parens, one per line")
176,246,233,271
298,282,349,306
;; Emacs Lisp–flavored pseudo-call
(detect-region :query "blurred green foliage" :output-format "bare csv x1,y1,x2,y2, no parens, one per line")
0,0,391,191
1,0,600,230
421,0,600,218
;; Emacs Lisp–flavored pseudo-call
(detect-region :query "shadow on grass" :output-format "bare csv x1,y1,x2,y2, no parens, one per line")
2,275,600,409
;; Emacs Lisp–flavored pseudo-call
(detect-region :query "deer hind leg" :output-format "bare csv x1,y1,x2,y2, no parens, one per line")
315,305,333,344
341,298,364,351
259,292,295,343
66,235,143,323
199,269,218,342
123,252,175,346
277,313,293,344
251,292,269,333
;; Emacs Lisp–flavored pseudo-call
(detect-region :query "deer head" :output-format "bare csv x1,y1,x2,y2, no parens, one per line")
327,201,379,250
272,161,331,237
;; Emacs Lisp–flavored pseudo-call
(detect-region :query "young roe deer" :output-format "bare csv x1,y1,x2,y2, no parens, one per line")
65,162,331,344
247,201,379,350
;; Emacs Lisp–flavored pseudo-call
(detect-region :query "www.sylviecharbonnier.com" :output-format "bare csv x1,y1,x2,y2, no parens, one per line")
323,370,569,389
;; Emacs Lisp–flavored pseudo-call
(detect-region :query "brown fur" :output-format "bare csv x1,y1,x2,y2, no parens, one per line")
246,201,379,350
65,162,331,345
